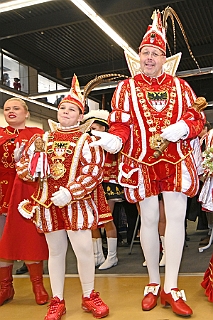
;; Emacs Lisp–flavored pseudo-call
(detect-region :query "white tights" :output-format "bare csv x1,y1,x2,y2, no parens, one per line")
139,191,187,293
45,229,95,300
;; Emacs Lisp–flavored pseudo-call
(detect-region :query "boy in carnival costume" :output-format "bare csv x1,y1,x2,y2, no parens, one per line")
90,10,205,317
16,75,109,320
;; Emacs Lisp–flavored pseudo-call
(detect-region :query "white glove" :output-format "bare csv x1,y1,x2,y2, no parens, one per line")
51,186,72,207
14,142,25,162
161,120,189,142
90,130,122,153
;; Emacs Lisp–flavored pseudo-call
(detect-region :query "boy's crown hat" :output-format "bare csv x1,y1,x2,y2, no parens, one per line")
58,74,84,113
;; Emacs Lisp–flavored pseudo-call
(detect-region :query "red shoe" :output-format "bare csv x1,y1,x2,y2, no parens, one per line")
160,288,193,316
44,297,66,320
82,290,109,318
141,283,160,311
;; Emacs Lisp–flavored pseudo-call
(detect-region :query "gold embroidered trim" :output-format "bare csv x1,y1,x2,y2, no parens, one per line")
121,149,193,166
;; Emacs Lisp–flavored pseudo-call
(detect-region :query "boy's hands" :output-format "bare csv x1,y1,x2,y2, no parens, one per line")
90,131,122,153
51,186,71,207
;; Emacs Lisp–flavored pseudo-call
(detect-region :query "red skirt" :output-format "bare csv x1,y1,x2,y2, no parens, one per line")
0,175,48,261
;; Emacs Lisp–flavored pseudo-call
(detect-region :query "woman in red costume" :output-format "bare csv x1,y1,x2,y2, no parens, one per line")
0,97,49,306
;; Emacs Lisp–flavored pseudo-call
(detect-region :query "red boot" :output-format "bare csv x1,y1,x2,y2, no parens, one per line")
26,261,49,305
0,265,15,306
82,290,109,318
160,288,193,316
141,283,160,311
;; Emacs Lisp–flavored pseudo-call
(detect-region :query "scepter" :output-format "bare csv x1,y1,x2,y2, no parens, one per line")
153,97,208,158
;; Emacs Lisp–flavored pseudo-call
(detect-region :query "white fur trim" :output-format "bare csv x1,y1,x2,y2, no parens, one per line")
18,199,38,219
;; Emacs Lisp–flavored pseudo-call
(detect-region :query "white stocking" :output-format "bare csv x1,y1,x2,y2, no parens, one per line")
162,191,187,293
139,196,160,285
45,230,68,300
67,229,95,297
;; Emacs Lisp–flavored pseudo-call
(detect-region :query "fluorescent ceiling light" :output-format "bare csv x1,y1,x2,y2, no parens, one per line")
70,0,139,59
0,0,53,13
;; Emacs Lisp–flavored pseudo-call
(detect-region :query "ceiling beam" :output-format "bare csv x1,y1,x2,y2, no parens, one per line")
86,0,187,15
0,0,187,40
0,7,85,40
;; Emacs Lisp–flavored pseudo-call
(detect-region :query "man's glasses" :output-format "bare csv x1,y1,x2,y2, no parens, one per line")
140,51,165,58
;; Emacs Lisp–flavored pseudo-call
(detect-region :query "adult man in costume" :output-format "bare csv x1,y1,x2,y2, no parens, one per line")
91,10,205,317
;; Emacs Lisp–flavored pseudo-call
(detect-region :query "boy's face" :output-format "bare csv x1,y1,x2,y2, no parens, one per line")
58,102,83,127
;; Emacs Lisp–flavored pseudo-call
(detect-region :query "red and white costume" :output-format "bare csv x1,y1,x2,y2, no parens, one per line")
201,254,213,302
0,126,48,261
198,129,213,302
109,72,205,202
199,129,213,211
17,127,112,232
90,10,206,316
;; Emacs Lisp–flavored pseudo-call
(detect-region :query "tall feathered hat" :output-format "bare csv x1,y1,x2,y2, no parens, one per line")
139,10,166,54
58,74,84,113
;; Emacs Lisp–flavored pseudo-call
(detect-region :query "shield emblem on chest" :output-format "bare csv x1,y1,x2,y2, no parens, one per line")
53,141,69,157
147,91,168,111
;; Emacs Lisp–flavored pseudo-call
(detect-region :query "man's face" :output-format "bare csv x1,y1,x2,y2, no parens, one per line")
139,46,166,77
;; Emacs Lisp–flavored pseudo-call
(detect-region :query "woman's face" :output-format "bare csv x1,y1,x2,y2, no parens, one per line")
57,102,83,127
3,99,29,129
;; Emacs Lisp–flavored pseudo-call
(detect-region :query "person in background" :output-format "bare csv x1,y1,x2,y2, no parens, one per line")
16,75,109,320
0,97,49,306
2,73,10,87
198,122,213,244
15,261,28,275
13,78,21,91
83,109,124,270
90,10,205,317
198,126,213,302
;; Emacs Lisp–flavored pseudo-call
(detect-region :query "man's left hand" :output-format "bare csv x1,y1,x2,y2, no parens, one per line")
161,120,189,142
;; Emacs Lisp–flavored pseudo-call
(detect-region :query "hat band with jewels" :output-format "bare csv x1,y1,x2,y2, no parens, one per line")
58,97,84,113
139,30,166,54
